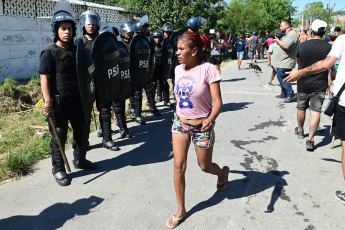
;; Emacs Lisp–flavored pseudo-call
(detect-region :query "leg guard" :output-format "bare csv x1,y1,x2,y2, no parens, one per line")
113,99,132,138
145,82,161,116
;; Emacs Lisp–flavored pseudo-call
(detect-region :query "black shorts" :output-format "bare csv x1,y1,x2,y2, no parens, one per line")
210,55,223,65
332,104,345,140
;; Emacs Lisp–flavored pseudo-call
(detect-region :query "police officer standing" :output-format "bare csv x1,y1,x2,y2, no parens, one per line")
78,10,120,151
159,22,174,107
134,17,161,117
39,7,97,186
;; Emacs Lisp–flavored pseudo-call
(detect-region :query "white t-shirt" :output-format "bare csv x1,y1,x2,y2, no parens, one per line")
328,34,345,106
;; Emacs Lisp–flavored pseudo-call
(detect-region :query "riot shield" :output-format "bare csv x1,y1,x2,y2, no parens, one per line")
161,38,174,79
129,34,150,87
169,31,181,75
148,36,157,82
91,31,121,108
116,41,131,100
76,39,96,123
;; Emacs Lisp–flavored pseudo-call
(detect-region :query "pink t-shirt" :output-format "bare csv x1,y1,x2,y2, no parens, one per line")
267,38,274,47
174,62,222,119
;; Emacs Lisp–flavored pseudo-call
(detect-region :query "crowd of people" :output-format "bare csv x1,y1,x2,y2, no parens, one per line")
35,0,345,228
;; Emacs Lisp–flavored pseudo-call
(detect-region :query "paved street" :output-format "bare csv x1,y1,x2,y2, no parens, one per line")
0,59,344,230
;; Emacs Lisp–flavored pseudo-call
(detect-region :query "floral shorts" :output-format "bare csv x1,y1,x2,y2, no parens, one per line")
171,113,215,149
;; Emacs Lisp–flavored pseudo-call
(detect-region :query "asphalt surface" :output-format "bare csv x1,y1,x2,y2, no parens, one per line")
1,58,345,230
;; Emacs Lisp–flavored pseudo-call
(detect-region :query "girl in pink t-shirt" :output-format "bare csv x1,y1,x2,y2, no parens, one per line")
166,31,229,229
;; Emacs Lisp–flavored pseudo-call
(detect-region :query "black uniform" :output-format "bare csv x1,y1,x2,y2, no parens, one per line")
79,35,120,151
39,44,93,175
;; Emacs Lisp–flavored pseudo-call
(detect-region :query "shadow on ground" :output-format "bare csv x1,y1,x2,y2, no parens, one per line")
0,196,103,230
222,102,254,113
72,107,175,184
186,170,289,219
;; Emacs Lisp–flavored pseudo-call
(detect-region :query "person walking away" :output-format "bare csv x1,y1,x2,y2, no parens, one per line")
284,33,345,204
234,34,247,70
257,33,263,59
166,31,229,228
223,36,229,60
210,31,224,74
294,19,331,151
272,20,298,103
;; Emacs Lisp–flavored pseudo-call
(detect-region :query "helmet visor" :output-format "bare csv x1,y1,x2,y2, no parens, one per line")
121,23,135,35
199,17,207,27
82,14,100,27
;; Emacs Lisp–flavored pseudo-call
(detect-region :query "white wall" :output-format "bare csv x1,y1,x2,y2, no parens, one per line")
0,0,128,81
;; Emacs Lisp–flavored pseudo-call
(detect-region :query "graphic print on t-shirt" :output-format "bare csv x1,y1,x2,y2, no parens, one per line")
175,76,197,109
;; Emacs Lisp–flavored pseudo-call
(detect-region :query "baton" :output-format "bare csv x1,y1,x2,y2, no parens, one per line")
92,108,98,131
48,115,71,173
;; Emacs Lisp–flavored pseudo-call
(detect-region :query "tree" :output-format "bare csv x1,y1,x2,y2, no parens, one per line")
223,0,296,34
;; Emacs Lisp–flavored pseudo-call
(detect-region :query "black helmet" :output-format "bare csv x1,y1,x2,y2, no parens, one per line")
120,21,135,37
81,10,101,29
134,15,149,33
152,29,163,37
51,12,76,38
162,22,173,32
187,17,207,32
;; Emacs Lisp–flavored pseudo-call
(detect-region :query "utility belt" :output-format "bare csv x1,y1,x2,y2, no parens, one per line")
51,92,80,113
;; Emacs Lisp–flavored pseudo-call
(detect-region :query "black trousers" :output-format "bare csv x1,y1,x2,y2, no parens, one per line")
48,95,88,174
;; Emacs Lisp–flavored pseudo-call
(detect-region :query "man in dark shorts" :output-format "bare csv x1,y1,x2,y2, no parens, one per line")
210,31,224,74
295,19,331,151
284,32,345,205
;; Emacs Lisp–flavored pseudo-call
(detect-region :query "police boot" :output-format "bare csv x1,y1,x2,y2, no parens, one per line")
145,83,161,116
73,157,97,170
51,140,69,186
113,100,132,138
97,116,103,138
156,81,163,102
101,107,120,151
163,82,173,108
134,89,146,125
129,95,135,117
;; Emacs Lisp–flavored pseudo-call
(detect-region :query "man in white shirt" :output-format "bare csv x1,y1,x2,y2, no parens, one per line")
284,34,345,204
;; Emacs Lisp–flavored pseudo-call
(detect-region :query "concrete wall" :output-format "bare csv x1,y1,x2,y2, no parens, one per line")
0,0,128,81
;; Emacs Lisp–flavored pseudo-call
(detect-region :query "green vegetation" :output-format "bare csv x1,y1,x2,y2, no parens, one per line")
0,76,75,181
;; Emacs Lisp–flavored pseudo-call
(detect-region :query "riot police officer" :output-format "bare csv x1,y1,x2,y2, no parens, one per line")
79,10,120,151
39,8,97,186
134,17,161,117
151,29,172,108
119,21,147,125
159,22,174,107
187,16,207,33
111,26,132,138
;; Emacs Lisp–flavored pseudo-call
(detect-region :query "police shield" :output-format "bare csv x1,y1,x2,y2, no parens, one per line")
116,41,131,100
91,31,120,108
169,31,181,74
148,36,157,82
129,34,150,86
161,38,174,79
76,39,96,123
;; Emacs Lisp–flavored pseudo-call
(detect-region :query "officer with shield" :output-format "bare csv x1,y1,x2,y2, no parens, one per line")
151,29,172,107
111,26,132,138
78,10,120,151
39,1,97,186
119,21,147,125
134,16,161,117
158,22,174,107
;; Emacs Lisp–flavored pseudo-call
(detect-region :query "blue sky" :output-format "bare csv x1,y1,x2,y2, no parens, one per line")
224,0,345,14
